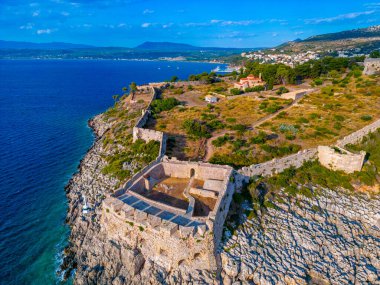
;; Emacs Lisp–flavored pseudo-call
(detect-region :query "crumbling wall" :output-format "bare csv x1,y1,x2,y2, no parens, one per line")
132,86,167,156
318,146,366,173
363,58,380,75
280,89,313,100
239,148,318,177
336,118,380,147
161,159,231,183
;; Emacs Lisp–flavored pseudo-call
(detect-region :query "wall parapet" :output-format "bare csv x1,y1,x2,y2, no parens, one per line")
336,118,380,147
318,146,366,174
239,148,318,177
103,196,204,239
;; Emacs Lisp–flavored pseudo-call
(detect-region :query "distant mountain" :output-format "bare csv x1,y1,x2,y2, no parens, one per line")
135,41,200,51
276,25,380,54
0,40,94,50
135,41,248,51
303,25,380,42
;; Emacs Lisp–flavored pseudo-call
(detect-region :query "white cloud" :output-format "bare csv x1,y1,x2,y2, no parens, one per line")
61,11,70,16
215,20,264,26
141,22,152,28
36,29,54,34
143,9,154,14
305,10,375,24
162,23,173,29
32,10,40,17
294,31,304,35
186,19,264,27
20,23,34,30
365,2,380,8
272,32,279,37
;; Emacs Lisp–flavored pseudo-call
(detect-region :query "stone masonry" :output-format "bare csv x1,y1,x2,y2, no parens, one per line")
101,83,380,281
363,57,380,75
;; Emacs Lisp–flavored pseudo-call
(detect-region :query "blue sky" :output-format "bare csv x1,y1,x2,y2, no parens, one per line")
0,0,379,48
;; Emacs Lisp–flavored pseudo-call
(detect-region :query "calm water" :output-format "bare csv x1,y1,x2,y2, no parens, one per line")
0,60,222,284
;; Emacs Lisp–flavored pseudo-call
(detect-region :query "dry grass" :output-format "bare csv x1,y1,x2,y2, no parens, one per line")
148,92,291,160
258,75,380,148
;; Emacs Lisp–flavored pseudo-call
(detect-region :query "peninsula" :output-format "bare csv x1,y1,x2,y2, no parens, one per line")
61,54,380,284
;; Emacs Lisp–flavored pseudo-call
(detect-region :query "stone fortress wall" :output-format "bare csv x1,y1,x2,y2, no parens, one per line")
132,86,167,156
102,197,216,271
363,58,380,75
239,148,318,177
336,117,380,147
318,146,366,174
240,117,380,177
102,82,380,275
103,84,237,272
103,158,234,272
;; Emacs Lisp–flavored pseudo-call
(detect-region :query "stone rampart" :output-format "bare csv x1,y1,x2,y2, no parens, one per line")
102,197,215,271
336,118,380,147
131,86,167,158
318,146,366,174
239,148,318,177
103,197,201,238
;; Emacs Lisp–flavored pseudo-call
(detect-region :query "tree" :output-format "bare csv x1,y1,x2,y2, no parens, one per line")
112,94,119,105
276,65,290,85
170,76,179,82
129,82,138,95
370,50,380,58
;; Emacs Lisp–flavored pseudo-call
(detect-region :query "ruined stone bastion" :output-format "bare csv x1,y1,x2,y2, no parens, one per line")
363,58,380,75
100,83,380,276
318,146,366,174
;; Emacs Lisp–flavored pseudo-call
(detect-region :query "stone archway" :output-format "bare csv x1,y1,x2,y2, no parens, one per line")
190,168,195,178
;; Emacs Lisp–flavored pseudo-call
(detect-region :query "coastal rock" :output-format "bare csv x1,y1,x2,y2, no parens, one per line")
62,114,216,284
221,188,380,284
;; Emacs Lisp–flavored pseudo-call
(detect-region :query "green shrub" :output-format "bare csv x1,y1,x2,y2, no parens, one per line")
151,97,180,114
230,88,244,95
212,135,231,147
250,131,268,144
207,120,225,130
245,85,265,93
297,117,309,124
260,143,301,156
276,86,289,95
213,86,227,92
182,119,211,139
361,115,373,121
314,78,323,85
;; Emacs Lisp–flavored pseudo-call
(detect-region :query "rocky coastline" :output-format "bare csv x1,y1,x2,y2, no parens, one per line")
60,109,380,285
221,188,380,284
61,114,216,284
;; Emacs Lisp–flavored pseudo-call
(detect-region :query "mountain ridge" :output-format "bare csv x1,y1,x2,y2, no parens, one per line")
0,40,95,50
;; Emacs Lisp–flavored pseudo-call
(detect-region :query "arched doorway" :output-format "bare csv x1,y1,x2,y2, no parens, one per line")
190,168,195,178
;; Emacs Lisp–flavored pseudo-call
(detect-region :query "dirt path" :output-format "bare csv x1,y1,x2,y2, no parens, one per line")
203,97,303,162
204,130,229,162
251,97,302,129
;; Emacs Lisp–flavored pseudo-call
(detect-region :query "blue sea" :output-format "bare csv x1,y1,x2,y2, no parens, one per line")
0,60,222,285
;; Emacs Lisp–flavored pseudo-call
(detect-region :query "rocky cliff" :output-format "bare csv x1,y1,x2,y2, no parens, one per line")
61,114,216,284
62,111,380,285
221,187,380,284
